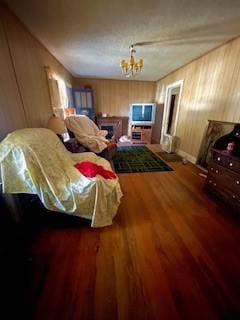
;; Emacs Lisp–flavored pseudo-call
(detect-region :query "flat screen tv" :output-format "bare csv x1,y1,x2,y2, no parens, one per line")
129,103,156,126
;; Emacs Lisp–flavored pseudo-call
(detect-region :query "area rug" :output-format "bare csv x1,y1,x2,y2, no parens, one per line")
155,151,182,162
112,146,173,173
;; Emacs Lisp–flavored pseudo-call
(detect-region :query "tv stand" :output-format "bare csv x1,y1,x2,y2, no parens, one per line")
131,125,152,144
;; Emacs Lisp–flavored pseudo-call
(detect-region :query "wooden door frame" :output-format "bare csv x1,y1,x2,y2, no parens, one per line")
160,80,184,144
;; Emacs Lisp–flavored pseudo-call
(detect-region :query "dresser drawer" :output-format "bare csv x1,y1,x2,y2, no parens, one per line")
207,162,240,194
206,174,240,211
206,172,226,191
208,162,221,175
212,150,240,173
215,185,240,211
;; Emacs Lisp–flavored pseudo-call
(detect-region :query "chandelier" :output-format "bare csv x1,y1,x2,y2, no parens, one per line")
120,45,143,77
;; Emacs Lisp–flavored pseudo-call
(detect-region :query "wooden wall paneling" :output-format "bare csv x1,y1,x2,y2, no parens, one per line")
186,57,209,157
228,42,240,120
40,44,73,87
129,80,155,104
101,80,109,114
155,37,240,161
214,45,233,121
0,6,73,131
112,80,129,116
3,14,47,127
74,78,156,136
74,78,156,118
221,41,240,121
151,104,164,143
108,80,118,115
95,80,105,114
0,15,26,139
152,83,167,143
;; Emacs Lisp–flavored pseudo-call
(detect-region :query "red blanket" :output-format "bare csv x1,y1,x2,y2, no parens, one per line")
74,161,117,179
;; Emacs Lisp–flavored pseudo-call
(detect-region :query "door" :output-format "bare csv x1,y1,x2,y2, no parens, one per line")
160,80,183,144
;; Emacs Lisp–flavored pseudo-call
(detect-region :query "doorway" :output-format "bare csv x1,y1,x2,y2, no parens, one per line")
160,80,183,143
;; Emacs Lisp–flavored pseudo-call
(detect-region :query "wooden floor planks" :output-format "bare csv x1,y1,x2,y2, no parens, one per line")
28,146,240,320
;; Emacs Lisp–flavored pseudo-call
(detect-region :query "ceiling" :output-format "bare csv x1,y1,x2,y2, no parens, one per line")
5,0,240,81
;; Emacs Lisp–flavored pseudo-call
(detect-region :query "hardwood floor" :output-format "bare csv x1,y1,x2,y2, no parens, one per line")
27,145,240,320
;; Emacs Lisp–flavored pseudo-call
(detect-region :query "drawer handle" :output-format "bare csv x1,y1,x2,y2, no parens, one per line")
210,167,214,171
233,194,236,199
215,170,219,174
209,180,212,184
213,182,217,186
229,162,233,167
236,180,240,185
217,157,221,161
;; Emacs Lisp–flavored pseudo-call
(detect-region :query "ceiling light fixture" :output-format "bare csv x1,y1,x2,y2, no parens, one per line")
120,45,143,78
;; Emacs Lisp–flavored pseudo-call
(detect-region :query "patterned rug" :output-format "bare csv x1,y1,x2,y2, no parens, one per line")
112,146,173,173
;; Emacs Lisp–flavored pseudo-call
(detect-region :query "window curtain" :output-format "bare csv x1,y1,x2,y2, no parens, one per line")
44,66,69,119
66,85,74,107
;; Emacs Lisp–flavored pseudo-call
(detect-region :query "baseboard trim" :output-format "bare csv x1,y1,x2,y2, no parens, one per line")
176,149,197,164
195,164,208,173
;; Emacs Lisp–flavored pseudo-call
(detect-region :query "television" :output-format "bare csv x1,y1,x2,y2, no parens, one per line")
129,103,156,126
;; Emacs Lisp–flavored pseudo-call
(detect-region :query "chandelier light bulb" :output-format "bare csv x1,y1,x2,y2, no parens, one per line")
120,45,143,77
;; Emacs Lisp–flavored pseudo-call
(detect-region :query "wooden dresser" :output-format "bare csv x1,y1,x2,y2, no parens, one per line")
206,148,240,211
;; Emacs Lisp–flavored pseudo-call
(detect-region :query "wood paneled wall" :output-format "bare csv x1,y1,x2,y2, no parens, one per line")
155,37,240,161
73,78,156,118
2,1,239,156
0,17,26,139
151,103,164,143
0,5,72,139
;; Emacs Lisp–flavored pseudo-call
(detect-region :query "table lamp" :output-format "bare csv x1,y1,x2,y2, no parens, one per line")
47,115,66,142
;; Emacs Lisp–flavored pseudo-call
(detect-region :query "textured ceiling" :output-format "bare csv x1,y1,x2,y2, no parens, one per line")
5,0,240,81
